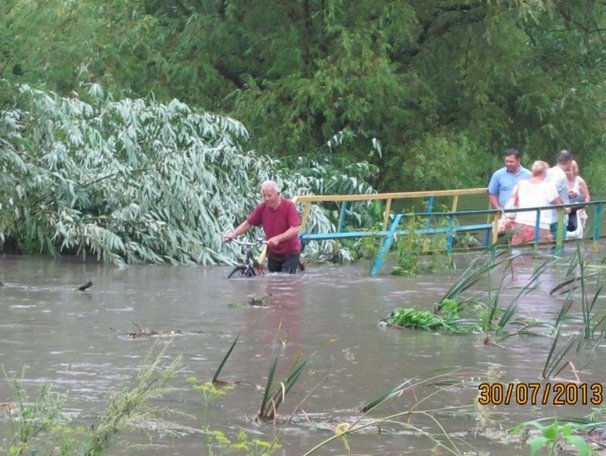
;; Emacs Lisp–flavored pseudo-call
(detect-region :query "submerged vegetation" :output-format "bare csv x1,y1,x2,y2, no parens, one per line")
0,343,183,455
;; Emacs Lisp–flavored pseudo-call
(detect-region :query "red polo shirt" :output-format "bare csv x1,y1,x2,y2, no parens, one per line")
247,199,302,256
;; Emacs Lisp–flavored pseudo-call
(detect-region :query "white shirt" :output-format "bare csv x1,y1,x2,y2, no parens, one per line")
545,166,568,224
514,180,559,230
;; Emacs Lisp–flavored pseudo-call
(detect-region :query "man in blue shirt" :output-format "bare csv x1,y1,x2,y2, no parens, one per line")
488,148,532,210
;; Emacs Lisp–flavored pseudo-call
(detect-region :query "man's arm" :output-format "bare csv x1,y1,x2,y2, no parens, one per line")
558,182,569,204
487,172,501,210
224,220,252,242
267,225,300,248
488,193,500,210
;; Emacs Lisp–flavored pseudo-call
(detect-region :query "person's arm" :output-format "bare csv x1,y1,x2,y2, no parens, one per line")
487,173,500,209
223,220,252,242
488,193,500,210
556,176,569,204
267,225,300,248
579,177,591,202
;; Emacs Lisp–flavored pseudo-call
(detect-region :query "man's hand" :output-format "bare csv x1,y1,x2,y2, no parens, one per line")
223,233,236,242
267,236,281,247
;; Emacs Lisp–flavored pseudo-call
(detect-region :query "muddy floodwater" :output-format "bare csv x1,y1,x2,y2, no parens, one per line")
1,249,605,455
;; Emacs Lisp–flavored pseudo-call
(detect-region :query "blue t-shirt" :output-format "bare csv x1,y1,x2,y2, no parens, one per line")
487,166,532,208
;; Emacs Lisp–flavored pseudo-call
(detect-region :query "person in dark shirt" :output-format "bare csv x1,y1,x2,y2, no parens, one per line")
224,180,302,273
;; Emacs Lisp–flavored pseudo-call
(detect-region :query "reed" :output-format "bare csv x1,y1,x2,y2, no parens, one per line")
0,342,182,456
541,328,579,380
305,368,483,456
211,333,239,386
258,345,308,422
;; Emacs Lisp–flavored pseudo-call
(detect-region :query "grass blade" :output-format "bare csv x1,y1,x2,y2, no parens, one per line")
212,333,239,385
259,346,281,419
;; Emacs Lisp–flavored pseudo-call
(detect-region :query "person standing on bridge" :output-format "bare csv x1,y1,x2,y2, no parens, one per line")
510,160,563,245
487,148,532,211
542,149,573,240
223,180,302,274
565,159,590,239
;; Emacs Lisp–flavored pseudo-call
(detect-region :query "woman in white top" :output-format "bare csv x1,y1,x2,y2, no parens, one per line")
511,160,563,245
566,160,590,203
565,160,590,238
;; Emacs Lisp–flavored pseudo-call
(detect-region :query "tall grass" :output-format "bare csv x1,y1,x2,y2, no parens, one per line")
258,345,308,422
0,343,182,455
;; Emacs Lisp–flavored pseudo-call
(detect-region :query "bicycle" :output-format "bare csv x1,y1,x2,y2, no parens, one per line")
227,239,266,279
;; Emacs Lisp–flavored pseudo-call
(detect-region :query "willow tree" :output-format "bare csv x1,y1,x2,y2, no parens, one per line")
0,83,375,265
3,0,606,193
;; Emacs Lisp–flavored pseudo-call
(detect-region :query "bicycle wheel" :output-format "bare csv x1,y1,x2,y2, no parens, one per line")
227,266,249,279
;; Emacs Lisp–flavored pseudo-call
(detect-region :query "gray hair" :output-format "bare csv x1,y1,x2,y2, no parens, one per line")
260,180,281,193
531,160,549,176
557,149,573,164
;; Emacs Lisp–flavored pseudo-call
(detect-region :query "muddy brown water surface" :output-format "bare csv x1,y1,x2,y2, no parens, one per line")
1,250,605,455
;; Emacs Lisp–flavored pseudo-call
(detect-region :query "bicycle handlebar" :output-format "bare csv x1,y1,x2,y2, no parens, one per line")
230,238,266,247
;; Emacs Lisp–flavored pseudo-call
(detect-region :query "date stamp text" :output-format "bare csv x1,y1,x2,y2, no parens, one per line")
478,382,603,406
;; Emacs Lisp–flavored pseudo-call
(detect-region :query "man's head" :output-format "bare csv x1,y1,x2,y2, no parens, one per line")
556,149,573,172
260,180,282,209
503,148,522,173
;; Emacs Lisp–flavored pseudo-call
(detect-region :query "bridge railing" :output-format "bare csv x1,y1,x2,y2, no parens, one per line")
292,188,489,233
292,190,605,277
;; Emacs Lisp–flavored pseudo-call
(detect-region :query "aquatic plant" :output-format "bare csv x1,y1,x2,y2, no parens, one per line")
481,256,553,337
211,333,239,386
541,246,606,380
439,250,511,305
304,367,485,456
258,346,308,422
0,379,67,456
0,343,182,455
513,419,595,456
187,378,279,456
383,298,461,331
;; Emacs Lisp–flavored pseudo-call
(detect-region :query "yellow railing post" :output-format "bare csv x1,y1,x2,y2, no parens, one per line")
383,198,392,230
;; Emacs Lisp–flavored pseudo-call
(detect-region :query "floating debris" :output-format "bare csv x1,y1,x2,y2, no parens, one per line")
128,328,183,339
76,281,93,291
248,294,272,307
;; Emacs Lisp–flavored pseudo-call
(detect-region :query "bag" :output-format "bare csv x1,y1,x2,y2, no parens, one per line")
567,209,586,240
567,209,578,232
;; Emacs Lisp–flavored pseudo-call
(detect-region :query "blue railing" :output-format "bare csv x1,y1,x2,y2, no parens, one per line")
298,199,605,277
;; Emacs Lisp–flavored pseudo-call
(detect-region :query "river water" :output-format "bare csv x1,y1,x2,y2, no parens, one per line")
1,248,605,455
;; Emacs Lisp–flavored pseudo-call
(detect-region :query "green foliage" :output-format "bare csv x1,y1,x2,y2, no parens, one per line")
189,379,279,456
0,343,182,455
0,381,68,456
0,82,372,265
258,347,308,422
513,419,595,456
384,132,485,191
5,1,606,193
384,299,460,332
391,211,452,276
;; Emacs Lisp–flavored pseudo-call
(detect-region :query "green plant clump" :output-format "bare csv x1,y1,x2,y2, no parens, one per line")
513,419,594,456
384,298,460,331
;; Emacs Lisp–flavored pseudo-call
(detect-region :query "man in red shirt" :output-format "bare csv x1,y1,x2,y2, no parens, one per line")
224,180,302,273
